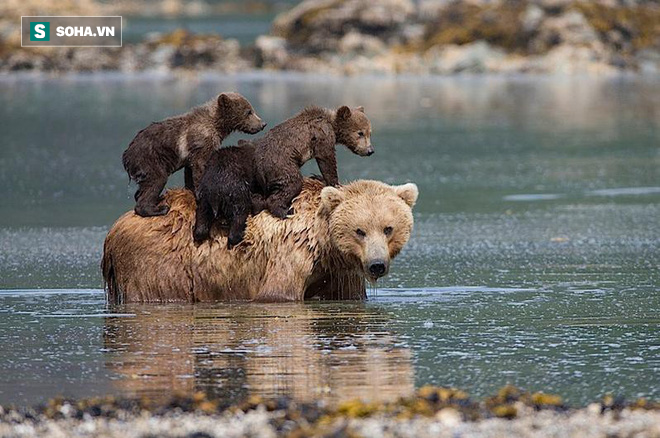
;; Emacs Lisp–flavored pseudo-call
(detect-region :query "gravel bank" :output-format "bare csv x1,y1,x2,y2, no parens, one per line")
1,387,659,438
2,406,660,438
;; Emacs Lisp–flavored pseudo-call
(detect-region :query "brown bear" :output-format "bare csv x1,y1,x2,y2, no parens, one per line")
122,92,266,217
102,178,418,303
192,141,266,247
253,105,374,219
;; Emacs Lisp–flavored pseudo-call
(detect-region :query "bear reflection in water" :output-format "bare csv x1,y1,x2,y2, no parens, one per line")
102,303,414,405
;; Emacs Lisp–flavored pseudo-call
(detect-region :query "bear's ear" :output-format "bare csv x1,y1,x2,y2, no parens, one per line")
320,186,345,214
336,106,351,121
355,106,365,113
218,93,232,109
394,183,418,208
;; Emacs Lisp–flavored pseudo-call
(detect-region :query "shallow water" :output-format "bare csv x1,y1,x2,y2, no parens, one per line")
0,73,658,406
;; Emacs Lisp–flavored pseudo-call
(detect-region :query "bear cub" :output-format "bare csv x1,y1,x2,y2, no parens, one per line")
254,105,374,219
193,140,266,247
122,92,266,217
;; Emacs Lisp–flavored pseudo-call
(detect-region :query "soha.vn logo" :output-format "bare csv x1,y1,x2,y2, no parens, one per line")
30,22,50,41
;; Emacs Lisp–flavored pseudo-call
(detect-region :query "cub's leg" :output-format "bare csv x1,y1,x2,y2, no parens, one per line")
251,193,267,215
193,196,214,243
184,166,194,192
186,149,212,193
265,173,303,219
227,203,250,249
134,173,169,217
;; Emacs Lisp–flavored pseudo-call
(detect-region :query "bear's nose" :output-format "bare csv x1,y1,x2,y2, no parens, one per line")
368,260,386,278
366,146,374,156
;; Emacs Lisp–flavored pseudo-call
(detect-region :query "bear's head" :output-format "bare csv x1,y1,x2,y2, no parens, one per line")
320,181,418,282
333,106,374,157
217,92,267,135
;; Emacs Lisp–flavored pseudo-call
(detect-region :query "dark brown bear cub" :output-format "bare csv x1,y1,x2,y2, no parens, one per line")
193,141,265,247
122,92,265,217
254,105,374,218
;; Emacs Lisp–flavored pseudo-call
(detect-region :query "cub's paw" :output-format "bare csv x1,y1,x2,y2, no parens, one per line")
193,227,209,244
135,204,170,217
227,234,245,249
269,206,289,219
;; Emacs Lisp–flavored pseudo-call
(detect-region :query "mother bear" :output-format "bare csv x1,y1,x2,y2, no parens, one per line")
102,178,418,303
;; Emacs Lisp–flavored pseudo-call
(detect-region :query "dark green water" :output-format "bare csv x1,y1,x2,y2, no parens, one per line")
0,73,658,406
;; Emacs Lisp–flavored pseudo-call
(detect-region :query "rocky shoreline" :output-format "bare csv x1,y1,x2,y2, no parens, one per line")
2,0,659,75
1,387,659,438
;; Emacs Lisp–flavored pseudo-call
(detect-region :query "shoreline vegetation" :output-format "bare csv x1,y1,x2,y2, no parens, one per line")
2,0,659,75
1,386,659,437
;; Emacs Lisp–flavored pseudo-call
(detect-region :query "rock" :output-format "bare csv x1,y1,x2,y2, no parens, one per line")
272,0,415,52
1,0,659,75
530,0,574,10
417,0,453,20
532,10,600,53
400,23,426,46
68,48,118,71
149,45,177,69
425,41,506,73
254,35,289,69
521,4,545,32
338,31,387,55
537,44,618,74
637,48,660,74
4,51,38,71
436,408,462,427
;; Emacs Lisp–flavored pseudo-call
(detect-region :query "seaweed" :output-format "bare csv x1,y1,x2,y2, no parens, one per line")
419,1,530,54
574,2,660,52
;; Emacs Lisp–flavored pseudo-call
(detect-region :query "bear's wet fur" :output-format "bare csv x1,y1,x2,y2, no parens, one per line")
122,92,266,217
253,105,374,219
102,178,418,303
193,141,266,247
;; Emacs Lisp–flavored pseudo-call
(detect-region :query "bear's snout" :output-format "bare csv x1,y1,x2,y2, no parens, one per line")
365,146,374,156
367,259,387,279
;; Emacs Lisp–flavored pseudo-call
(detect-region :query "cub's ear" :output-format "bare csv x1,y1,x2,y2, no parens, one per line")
336,106,351,121
320,186,345,214
355,106,365,113
218,93,232,109
394,183,418,208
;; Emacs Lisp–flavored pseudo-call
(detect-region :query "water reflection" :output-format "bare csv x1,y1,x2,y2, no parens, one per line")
103,303,414,404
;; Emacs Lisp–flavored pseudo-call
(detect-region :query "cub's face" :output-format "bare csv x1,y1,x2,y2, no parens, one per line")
334,106,374,157
218,92,267,135
320,181,418,283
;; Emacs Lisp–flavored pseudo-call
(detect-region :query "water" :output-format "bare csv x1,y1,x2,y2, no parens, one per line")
122,13,277,45
0,73,658,406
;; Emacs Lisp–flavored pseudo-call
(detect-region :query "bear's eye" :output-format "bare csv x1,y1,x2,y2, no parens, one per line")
355,228,366,238
357,131,364,137
247,109,253,116
384,226,393,236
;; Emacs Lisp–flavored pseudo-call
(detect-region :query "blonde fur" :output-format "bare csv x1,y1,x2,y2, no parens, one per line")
102,178,417,303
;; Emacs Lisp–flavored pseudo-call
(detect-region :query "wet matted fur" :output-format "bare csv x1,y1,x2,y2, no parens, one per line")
102,178,418,303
